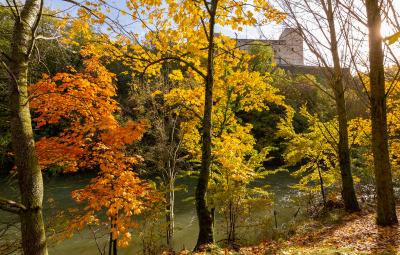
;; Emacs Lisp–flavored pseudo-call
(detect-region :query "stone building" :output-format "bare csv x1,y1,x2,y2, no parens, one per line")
236,27,304,66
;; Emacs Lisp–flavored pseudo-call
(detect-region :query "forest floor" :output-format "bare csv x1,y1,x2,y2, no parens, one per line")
179,207,400,255
239,206,400,255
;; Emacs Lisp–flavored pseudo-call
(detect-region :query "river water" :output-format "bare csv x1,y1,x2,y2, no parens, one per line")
0,171,303,254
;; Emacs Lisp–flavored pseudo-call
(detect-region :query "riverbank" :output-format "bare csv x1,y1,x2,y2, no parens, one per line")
0,172,303,254
176,207,400,254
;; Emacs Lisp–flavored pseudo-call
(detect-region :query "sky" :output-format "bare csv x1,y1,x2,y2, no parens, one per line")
25,0,400,68
45,0,286,40
1,0,397,45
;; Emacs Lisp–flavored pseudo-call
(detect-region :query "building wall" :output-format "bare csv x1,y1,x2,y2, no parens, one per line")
236,28,304,66
277,28,304,66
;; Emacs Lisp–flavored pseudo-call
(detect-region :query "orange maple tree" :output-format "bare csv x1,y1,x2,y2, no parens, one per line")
29,49,154,247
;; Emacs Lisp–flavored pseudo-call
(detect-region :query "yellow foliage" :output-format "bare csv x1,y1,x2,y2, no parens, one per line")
348,73,400,177
277,106,342,194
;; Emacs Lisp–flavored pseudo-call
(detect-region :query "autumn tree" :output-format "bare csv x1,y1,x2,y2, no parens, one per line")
348,71,400,179
280,0,360,212
161,42,285,246
29,50,155,252
277,106,359,205
364,0,398,225
348,74,399,225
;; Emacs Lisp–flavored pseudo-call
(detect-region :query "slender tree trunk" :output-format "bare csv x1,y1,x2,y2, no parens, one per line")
322,0,360,212
108,218,118,255
228,200,233,244
166,179,175,249
365,0,398,226
108,232,113,255
317,166,326,205
113,239,117,255
7,1,48,254
194,0,218,250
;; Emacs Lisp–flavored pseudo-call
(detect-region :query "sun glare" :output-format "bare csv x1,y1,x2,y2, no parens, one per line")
381,21,394,38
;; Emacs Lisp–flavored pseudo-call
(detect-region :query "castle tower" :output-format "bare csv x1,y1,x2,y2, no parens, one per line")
275,28,304,66
234,27,304,67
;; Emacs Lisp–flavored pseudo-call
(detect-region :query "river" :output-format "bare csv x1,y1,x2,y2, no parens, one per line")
0,171,303,254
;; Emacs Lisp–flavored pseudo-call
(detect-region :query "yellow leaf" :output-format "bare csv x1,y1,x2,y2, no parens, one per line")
385,31,400,45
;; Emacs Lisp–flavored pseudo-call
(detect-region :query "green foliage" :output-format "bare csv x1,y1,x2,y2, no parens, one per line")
0,7,13,52
0,7,13,174
0,6,81,174
248,42,276,73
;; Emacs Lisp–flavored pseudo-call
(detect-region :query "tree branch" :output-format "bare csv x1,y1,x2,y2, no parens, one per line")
0,197,26,214
27,0,44,58
35,35,61,41
5,0,19,19
0,59,18,86
61,0,101,19
1,51,12,62
141,56,207,81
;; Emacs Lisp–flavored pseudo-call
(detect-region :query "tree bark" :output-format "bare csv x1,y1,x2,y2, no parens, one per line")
166,179,175,249
7,0,48,254
283,0,360,212
334,85,360,212
365,0,398,226
113,239,117,255
322,0,360,212
317,165,326,205
194,0,218,250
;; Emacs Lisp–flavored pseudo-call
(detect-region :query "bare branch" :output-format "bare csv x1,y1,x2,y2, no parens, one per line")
35,35,61,41
27,0,43,57
61,0,100,19
5,0,21,20
141,56,207,81
0,197,26,214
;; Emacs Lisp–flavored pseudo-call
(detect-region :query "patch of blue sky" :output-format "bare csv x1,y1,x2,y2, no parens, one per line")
44,0,286,41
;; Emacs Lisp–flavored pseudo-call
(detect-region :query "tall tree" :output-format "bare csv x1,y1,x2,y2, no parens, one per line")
196,0,217,247
163,44,285,247
0,0,48,254
281,0,360,211
29,50,155,251
322,0,360,212
365,0,398,225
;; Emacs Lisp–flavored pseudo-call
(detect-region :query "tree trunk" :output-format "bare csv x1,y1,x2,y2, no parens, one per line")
113,239,117,255
365,0,398,226
334,86,360,212
108,232,113,255
322,0,360,212
166,179,175,249
7,1,48,254
194,0,218,250
109,218,118,255
317,165,327,205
